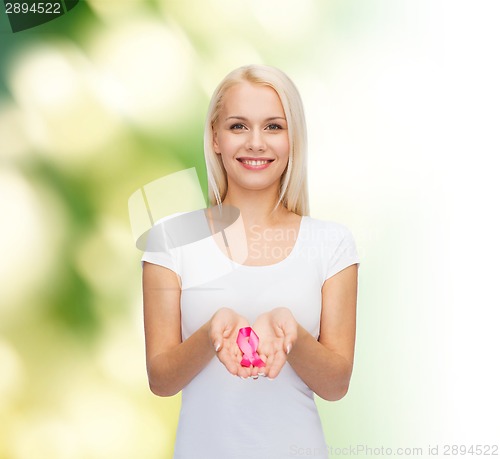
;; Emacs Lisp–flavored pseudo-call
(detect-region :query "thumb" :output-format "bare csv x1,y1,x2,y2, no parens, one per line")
210,329,224,352
282,325,297,355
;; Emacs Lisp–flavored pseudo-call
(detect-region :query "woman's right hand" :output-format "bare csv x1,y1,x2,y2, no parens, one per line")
208,307,253,378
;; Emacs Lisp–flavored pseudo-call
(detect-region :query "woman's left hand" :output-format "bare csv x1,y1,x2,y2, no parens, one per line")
251,307,298,380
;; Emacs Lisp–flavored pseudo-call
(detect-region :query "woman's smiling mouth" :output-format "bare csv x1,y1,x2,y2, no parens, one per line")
237,157,275,169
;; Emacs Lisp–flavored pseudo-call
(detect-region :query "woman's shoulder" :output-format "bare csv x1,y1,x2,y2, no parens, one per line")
304,216,359,270
300,215,356,251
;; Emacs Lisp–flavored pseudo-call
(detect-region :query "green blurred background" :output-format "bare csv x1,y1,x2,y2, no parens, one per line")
1,1,499,458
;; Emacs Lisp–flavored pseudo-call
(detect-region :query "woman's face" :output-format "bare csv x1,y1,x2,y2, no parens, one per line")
213,82,290,198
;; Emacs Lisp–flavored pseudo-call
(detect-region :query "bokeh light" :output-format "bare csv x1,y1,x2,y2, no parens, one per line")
7,42,121,161
0,168,66,318
0,101,31,159
89,16,194,131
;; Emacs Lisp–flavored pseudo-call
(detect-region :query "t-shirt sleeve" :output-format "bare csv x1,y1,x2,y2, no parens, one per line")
325,224,360,280
141,219,180,275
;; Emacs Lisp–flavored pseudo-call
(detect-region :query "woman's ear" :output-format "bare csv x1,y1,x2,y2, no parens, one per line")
213,129,220,154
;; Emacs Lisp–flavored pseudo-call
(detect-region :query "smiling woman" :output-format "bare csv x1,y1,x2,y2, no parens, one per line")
141,64,359,459
212,82,290,197
204,65,309,216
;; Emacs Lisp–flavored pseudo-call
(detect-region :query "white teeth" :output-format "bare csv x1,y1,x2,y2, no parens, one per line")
241,159,271,166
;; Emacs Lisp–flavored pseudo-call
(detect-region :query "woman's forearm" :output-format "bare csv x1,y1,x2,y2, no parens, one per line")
147,321,214,396
286,324,353,401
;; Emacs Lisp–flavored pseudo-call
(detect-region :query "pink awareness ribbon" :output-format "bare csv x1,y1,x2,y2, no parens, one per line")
236,327,265,368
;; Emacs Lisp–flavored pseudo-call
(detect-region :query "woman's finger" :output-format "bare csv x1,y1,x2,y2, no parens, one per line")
260,350,274,378
267,349,287,380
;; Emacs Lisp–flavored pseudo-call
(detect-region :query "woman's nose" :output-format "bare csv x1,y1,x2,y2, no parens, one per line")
246,130,266,152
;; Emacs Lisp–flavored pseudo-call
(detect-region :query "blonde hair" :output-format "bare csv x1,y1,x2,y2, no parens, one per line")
203,64,310,216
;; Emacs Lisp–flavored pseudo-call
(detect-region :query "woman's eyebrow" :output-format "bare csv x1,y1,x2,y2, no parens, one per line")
225,116,287,122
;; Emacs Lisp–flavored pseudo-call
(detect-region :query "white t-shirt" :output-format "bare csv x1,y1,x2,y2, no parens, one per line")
141,214,360,459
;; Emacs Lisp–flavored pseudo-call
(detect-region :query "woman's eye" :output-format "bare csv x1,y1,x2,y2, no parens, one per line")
267,123,283,131
230,123,245,130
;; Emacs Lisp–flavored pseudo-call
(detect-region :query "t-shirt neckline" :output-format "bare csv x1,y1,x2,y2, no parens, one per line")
210,215,308,269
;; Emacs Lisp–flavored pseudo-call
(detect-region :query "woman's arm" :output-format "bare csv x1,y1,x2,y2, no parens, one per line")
252,263,358,400
287,263,358,401
143,262,254,396
143,261,215,396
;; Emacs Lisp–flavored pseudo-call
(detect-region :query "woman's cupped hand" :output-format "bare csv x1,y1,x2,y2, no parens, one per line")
209,307,298,380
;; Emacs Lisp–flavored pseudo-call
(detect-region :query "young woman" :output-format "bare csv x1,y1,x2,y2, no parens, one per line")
142,65,359,458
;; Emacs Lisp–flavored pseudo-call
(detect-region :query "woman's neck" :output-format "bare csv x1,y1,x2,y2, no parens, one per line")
221,189,288,228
